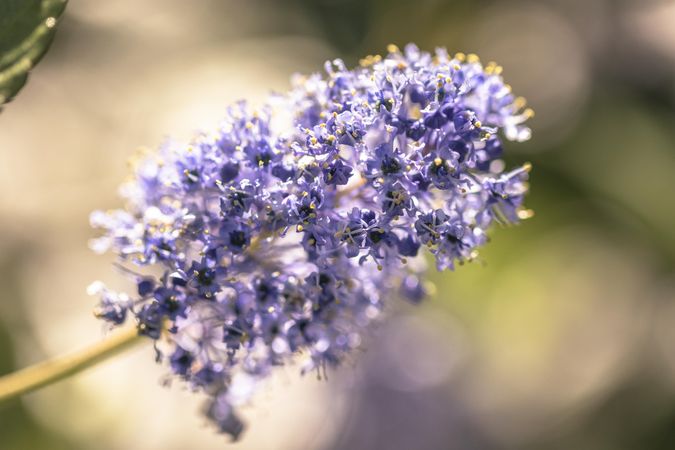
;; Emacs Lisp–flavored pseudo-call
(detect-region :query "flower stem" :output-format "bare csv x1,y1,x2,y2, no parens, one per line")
0,326,144,403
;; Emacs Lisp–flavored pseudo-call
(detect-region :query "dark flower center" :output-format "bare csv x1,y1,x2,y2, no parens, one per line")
380,155,401,175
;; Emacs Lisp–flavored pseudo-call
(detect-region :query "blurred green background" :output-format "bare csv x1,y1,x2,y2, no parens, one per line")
1,0,674,449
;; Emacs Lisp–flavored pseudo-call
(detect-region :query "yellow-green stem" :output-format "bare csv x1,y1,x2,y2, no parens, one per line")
0,326,144,403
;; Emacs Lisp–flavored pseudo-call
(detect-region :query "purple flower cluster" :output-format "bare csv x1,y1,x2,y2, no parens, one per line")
90,44,532,439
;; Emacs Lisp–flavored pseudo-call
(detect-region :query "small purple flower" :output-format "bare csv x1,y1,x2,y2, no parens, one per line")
415,209,448,245
206,392,245,441
88,282,130,326
153,286,186,320
186,259,222,299
137,302,163,339
170,346,194,376
323,159,353,186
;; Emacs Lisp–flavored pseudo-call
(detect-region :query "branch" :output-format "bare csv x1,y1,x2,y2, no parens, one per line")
0,326,144,403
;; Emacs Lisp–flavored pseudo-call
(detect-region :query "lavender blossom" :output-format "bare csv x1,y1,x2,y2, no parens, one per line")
89,44,533,439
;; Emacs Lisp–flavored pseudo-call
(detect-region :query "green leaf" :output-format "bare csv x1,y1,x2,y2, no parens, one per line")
0,0,67,111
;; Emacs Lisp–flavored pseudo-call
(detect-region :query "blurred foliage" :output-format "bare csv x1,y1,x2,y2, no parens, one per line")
0,0,67,112
284,0,372,51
